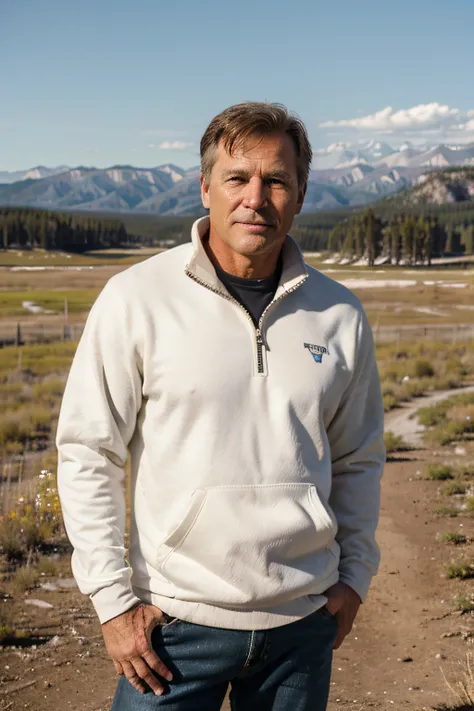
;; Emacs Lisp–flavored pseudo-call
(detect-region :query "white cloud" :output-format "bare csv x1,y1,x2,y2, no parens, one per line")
455,118,474,133
158,140,193,150
320,103,463,133
314,142,352,154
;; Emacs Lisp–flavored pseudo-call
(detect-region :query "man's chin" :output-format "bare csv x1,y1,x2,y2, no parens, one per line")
232,224,282,246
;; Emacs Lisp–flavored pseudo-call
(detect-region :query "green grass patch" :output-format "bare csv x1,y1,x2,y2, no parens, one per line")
446,560,474,579
427,463,454,480
384,430,411,453
0,345,74,457
0,342,76,379
444,482,468,496
440,532,467,544
0,249,156,267
455,597,474,613
434,507,459,517
0,289,99,318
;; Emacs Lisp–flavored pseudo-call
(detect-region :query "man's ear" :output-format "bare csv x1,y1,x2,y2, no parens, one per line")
200,173,210,209
295,183,306,215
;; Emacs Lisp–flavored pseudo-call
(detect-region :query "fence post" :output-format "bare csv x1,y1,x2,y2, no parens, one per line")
16,323,21,347
18,451,24,488
6,463,11,513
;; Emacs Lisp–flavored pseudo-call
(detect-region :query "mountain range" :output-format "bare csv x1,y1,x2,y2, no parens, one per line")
1,140,474,214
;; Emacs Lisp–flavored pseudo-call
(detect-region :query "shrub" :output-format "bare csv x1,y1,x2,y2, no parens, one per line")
464,497,474,512
31,378,65,401
383,394,398,412
444,482,467,496
0,470,63,561
413,359,435,378
4,441,24,456
380,367,400,383
0,516,24,560
434,507,459,516
384,431,411,453
431,375,461,390
440,532,467,544
440,652,474,707
427,464,454,480
445,358,468,378
425,421,466,447
13,565,39,592
459,463,474,479
36,556,57,576
447,404,474,441
418,403,447,428
0,412,34,447
0,404,54,455
446,561,474,579
400,379,427,399
455,598,474,613
0,604,14,643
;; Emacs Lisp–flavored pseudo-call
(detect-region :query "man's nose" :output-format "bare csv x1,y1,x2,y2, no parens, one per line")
242,178,268,210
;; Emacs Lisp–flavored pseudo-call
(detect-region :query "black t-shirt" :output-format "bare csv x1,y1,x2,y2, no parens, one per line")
214,256,282,328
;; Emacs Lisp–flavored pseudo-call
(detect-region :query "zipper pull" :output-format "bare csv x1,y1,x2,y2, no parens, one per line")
256,329,264,345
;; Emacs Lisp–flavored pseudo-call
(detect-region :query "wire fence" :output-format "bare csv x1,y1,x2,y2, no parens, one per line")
373,323,474,344
2,320,474,349
0,322,85,348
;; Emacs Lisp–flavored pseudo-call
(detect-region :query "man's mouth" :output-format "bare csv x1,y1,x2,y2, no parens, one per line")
236,221,273,231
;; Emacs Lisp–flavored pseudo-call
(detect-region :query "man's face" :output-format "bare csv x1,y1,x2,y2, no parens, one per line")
200,132,306,259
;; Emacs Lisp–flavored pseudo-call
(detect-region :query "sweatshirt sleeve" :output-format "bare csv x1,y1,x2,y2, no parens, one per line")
56,279,143,624
326,309,386,603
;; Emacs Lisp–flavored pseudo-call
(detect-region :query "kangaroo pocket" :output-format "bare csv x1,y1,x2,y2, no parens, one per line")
155,483,339,607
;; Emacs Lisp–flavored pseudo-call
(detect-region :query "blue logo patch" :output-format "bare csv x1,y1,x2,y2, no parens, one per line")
304,343,329,363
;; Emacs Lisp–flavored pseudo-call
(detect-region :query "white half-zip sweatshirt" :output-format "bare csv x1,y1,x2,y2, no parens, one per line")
56,216,386,630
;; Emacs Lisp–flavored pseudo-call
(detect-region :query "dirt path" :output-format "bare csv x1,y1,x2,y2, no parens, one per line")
3,393,474,710
385,384,474,447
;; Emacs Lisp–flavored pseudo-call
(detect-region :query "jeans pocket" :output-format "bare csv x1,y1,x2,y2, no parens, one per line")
158,611,181,627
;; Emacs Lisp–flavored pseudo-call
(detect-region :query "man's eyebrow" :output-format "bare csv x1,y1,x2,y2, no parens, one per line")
221,168,294,182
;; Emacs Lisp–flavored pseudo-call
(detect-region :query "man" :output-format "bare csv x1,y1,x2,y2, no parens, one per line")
56,102,385,710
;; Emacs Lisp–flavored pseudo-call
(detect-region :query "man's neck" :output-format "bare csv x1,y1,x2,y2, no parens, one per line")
204,229,284,280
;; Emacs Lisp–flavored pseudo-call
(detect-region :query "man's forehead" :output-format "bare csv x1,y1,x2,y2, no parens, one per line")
214,133,296,169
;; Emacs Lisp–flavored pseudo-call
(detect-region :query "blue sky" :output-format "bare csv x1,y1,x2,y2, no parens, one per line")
1,0,474,171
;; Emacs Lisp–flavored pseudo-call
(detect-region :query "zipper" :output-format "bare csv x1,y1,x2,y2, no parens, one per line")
185,267,308,375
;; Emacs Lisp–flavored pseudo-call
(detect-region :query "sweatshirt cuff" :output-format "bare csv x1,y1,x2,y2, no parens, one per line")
90,582,142,624
338,562,373,603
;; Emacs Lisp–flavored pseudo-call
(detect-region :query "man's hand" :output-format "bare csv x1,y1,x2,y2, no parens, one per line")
323,581,361,650
101,603,173,695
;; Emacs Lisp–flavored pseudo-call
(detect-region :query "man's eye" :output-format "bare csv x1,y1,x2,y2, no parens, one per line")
268,179,284,185
227,176,244,182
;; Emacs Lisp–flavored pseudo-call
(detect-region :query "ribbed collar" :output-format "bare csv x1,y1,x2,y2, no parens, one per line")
185,216,308,296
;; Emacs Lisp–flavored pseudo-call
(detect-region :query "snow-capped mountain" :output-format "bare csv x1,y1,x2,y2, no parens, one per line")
0,165,70,184
1,144,474,214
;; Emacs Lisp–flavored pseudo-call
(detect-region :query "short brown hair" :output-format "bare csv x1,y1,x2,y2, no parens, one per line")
200,102,312,190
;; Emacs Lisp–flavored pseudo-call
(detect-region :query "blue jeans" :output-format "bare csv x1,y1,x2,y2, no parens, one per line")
110,606,338,710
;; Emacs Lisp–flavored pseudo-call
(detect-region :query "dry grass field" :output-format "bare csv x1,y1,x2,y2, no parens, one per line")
1,249,474,710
